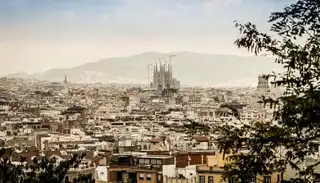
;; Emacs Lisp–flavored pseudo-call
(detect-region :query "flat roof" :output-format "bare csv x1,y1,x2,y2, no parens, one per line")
137,155,173,159
113,154,173,159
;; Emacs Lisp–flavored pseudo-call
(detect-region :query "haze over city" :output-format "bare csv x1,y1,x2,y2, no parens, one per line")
0,0,318,182
1,0,292,80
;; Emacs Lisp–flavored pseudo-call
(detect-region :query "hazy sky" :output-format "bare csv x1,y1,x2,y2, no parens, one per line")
0,0,293,75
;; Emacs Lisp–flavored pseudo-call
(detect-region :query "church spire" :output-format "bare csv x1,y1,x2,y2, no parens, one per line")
64,75,68,84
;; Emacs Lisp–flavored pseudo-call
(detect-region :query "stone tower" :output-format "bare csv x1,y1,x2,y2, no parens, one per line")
257,75,270,93
64,75,68,84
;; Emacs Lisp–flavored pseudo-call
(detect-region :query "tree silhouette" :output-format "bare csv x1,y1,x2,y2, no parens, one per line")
0,149,94,183
214,0,320,182
183,119,211,136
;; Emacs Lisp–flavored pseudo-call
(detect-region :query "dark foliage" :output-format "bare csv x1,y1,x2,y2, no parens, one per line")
213,0,320,182
183,1,320,183
183,119,211,136
0,149,94,183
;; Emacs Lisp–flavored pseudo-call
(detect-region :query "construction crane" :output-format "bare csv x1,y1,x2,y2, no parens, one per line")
169,53,175,65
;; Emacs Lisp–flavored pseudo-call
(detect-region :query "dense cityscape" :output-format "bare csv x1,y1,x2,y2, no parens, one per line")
0,56,291,183
2,0,320,182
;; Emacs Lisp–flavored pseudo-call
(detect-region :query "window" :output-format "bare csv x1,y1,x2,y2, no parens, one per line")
156,160,162,165
151,159,157,164
208,176,214,183
147,174,152,181
200,176,205,183
139,174,145,180
263,176,271,183
144,159,150,164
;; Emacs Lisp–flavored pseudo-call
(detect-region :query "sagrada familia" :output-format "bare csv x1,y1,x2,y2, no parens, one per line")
150,60,180,92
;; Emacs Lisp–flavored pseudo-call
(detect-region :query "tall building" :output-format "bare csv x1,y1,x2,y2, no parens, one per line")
150,60,180,92
64,75,68,84
257,74,270,93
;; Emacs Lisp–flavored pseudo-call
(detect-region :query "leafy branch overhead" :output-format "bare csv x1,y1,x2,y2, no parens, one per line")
215,0,320,182
183,119,211,136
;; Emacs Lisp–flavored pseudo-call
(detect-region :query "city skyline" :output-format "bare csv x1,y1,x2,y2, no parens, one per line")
0,0,293,75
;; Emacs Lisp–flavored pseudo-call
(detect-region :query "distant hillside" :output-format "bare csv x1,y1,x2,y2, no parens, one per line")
5,51,282,86
6,72,32,79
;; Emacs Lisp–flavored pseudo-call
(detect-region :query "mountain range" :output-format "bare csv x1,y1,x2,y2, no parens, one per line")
5,51,282,87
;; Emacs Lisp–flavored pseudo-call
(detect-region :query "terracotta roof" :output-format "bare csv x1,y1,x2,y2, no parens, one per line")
149,138,163,143
192,136,209,142
175,152,216,168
